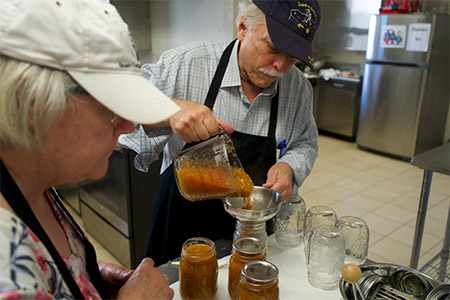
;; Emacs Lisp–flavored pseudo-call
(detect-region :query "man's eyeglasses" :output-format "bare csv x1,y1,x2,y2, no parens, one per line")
69,86,119,127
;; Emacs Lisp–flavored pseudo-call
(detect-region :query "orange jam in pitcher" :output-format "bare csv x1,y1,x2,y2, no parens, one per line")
176,158,253,201
174,134,254,201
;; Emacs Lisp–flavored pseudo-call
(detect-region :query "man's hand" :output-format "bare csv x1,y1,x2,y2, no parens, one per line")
141,99,233,142
169,99,233,143
262,162,293,200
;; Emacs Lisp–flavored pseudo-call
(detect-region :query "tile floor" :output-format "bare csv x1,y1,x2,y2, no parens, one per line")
299,135,449,282
67,134,450,282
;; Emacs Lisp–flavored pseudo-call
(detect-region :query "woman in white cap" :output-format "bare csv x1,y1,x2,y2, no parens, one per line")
0,0,179,299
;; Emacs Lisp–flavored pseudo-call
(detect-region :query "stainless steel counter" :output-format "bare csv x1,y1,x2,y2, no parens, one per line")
410,142,450,283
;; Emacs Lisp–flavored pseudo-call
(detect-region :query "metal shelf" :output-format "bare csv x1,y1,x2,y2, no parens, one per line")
420,250,450,284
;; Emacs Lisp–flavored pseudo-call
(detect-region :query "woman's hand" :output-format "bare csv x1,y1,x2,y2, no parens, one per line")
98,261,133,299
116,258,173,300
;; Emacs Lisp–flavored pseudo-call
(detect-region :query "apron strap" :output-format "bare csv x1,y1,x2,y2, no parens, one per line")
204,39,237,110
203,38,279,139
268,88,279,138
0,161,109,299
0,161,85,299
49,188,110,299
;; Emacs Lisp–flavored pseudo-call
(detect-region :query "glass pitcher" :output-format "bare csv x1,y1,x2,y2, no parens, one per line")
173,134,253,201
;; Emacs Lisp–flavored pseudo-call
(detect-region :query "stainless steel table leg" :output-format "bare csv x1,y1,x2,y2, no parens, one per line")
437,203,450,282
410,170,433,269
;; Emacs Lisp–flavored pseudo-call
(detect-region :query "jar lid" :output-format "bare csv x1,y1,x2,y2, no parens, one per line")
425,284,450,300
233,237,265,254
241,261,279,283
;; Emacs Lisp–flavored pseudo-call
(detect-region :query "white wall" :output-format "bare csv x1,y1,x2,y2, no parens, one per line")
149,0,238,62
125,0,450,144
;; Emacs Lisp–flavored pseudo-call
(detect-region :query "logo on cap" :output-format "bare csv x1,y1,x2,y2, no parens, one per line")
288,2,318,34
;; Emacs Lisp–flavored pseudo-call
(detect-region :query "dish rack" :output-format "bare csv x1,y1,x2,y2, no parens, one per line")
339,263,442,300
419,251,450,284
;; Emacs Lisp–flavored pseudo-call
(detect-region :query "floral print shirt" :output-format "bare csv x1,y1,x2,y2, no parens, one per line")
0,189,102,299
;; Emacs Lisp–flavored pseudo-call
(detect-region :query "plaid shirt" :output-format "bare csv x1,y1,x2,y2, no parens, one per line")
119,40,318,191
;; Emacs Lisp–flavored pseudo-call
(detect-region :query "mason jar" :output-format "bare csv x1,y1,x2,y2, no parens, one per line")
228,237,266,299
274,194,306,247
237,261,279,300
179,237,218,300
233,220,268,248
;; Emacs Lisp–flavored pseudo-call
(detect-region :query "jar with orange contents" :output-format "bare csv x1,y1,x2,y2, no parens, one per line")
228,237,266,300
179,237,218,300
237,261,279,300
173,134,254,201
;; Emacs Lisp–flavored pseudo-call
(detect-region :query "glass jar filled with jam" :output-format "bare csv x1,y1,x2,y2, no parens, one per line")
179,237,218,300
228,237,266,299
237,261,279,300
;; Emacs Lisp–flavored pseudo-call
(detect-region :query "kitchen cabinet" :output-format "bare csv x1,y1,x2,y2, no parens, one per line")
76,149,161,269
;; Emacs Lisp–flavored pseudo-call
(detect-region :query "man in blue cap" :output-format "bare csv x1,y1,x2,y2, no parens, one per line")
120,0,321,266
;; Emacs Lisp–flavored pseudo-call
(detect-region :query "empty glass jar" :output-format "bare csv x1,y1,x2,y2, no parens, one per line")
303,205,338,258
233,220,268,248
336,216,369,265
274,194,306,247
307,225,345,290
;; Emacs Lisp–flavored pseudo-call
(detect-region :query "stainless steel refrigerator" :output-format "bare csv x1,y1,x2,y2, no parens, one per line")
356,13,449,160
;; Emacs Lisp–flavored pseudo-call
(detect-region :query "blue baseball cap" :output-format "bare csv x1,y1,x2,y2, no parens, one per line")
253,0,321,68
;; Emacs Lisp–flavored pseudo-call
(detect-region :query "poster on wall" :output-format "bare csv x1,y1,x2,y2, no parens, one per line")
406,23,432,52
380,25,406,48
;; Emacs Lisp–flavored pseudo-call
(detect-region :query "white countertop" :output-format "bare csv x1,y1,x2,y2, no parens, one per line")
170,235,343,299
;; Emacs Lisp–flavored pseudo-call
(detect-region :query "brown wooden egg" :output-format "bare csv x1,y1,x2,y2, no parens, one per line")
341,263,362,284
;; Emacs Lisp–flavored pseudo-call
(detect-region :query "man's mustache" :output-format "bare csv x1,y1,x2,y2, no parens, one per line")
258,68,285,78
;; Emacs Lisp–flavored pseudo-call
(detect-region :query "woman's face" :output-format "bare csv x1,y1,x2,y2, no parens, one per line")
45,93,135,184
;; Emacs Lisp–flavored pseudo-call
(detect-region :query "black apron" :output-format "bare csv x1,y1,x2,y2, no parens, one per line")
0,161,110,299
146,40,279,267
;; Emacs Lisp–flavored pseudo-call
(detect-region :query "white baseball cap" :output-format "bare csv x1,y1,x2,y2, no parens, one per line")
0,0,180,124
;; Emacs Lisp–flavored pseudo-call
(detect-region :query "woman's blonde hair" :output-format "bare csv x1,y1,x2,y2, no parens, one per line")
0,55,77,150
237,0,266,30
